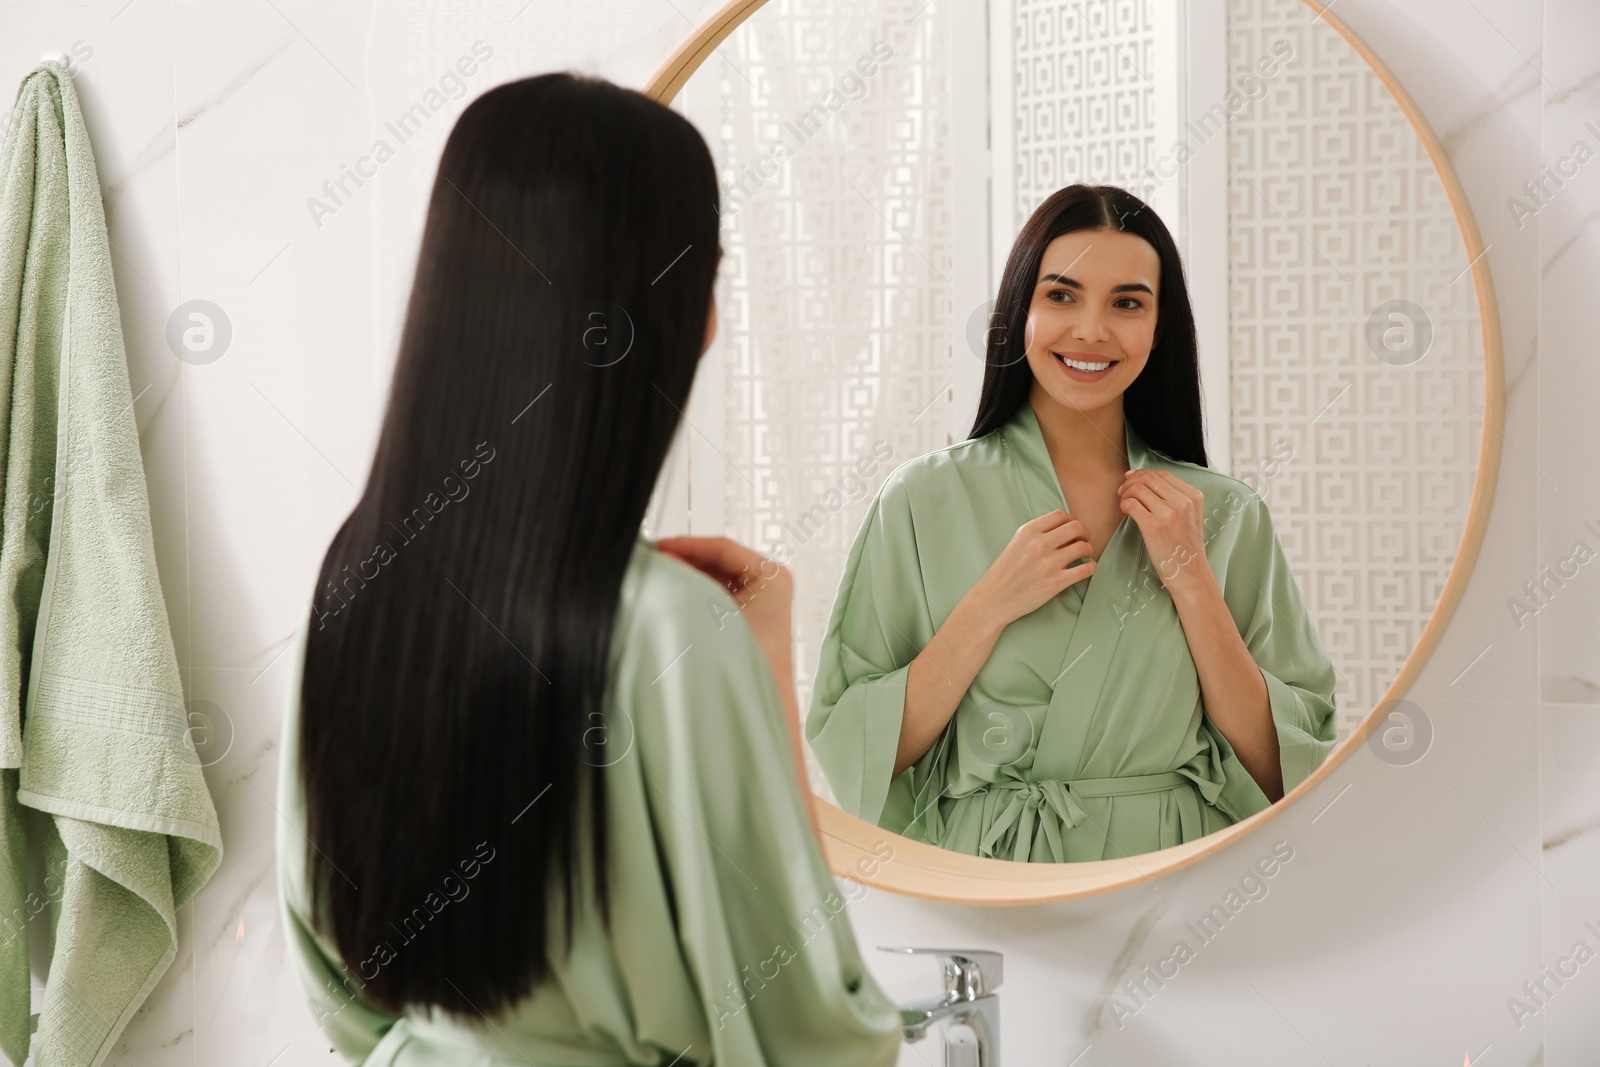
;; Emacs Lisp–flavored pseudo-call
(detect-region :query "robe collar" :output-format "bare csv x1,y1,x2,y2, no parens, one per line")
999,398,1157,517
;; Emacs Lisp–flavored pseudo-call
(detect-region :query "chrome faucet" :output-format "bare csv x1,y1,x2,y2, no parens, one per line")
879,947,1002,1067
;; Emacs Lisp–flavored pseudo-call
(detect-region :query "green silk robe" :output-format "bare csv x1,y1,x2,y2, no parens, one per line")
807,399,1339,864
277,534,903,1065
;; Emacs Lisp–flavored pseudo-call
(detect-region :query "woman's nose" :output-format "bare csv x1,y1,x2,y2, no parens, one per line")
1070,310,1109,342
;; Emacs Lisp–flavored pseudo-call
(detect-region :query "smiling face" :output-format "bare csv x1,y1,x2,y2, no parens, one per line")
1022,227,1162,414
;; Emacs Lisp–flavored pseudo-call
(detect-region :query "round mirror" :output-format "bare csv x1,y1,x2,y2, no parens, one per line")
644,0,1501,902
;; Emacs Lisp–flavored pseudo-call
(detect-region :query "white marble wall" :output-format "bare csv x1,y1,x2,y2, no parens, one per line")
0,0,1592,1063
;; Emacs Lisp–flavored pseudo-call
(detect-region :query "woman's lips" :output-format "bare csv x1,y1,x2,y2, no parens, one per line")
1053,351,1117,382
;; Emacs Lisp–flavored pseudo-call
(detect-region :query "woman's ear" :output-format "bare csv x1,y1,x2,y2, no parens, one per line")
701,295,718,357
701,246,724,358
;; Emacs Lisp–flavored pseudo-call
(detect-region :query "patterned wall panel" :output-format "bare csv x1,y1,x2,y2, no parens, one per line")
1227,0,1484,738
1011,0,1161,227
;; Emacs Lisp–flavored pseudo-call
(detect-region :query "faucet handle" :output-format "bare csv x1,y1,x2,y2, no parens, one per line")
878,946,1004,997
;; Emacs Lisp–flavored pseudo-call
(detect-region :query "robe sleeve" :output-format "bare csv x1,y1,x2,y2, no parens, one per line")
275,627,402,1062
1209,489,1340,815
805,473,934,829
623,557,904,1066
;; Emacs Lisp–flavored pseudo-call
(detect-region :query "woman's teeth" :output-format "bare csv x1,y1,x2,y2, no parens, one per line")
1056,354,1113,372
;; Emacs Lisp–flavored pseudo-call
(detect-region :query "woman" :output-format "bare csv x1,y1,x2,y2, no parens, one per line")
277,73,903,1065
807,184,1339,865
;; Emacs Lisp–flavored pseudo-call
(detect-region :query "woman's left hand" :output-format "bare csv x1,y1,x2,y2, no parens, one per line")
1118,469,1214,598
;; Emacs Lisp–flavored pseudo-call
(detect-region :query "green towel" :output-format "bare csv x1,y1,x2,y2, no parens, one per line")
0,58,222,1067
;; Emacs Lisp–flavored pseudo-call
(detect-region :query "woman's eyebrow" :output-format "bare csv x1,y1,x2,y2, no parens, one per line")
1036,273,1153,295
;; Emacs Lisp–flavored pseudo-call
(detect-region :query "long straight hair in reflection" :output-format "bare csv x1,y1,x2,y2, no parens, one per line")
298,72,721,1018
969,183,1209,467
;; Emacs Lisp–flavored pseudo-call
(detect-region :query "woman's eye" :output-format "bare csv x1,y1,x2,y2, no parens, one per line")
1045,291,1144,310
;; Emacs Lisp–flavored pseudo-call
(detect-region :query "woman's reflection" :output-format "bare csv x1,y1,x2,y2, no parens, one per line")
806,183,1337,863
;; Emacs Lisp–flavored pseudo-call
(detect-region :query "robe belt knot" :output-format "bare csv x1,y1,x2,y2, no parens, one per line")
977,770,1192,863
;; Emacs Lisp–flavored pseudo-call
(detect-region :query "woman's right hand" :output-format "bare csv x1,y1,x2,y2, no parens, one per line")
971,510,1098,627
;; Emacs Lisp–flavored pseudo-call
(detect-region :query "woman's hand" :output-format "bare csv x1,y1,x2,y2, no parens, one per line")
1118,469,1213,597
971,510,1098,628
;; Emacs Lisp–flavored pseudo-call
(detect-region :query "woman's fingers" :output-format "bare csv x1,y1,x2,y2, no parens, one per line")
655,535,747,572
655,536,721,571
1067,558,1096,582
1123,469,1200,512
1033,511,1090,550
652,535,775,599
1044,535,1092,564
654,536,736,589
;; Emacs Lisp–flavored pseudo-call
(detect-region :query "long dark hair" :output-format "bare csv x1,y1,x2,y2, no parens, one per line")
968,183,1208,467
298,73,720,1017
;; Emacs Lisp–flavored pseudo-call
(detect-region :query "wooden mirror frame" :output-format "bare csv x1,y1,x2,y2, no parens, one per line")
644,0,1505,904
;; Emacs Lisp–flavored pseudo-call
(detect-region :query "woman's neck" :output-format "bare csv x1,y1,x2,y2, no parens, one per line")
1028,387,1129,478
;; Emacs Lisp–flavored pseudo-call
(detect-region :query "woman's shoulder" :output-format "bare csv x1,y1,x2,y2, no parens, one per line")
615,536,773,686
619,535,739,640
876,431,1004,497
612,537,781,749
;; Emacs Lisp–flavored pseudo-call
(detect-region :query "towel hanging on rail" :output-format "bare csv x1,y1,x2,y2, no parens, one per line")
0,56,222,1067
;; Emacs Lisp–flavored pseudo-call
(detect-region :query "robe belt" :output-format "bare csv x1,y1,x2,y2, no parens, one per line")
977,771,1193,864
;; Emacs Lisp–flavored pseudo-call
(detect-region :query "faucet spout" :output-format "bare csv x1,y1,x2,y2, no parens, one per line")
881,947,1004,1065
897,993,967,1041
